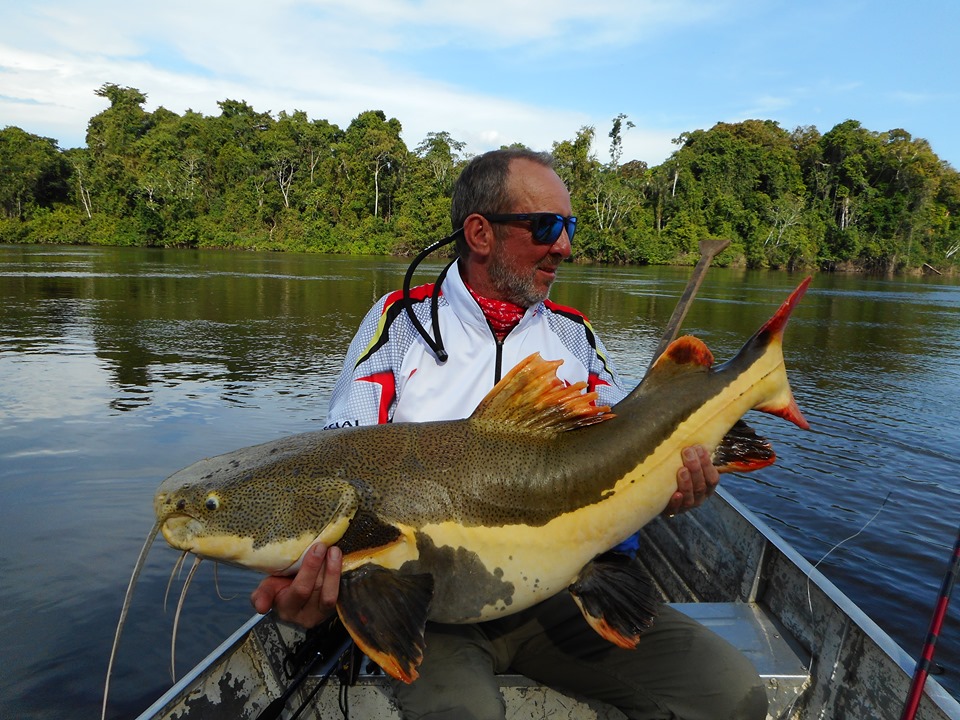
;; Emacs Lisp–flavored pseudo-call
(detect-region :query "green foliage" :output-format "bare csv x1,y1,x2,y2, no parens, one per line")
22,205,89,244
0,216,28,243
0,127,70,219
3,89,960,273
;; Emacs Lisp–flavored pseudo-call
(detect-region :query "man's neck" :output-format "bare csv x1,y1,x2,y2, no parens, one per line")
463,282,527,342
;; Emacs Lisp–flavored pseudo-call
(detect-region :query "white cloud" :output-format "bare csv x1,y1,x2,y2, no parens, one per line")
3,0,636,155
1,0,957,168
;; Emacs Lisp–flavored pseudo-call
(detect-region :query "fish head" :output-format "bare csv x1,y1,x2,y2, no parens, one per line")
154,440,360,574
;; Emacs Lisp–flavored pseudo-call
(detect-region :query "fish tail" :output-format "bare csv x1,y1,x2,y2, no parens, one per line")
758,276,812,342
745,277,812,430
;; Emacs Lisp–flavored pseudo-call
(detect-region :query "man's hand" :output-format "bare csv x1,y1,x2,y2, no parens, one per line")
663,445,719,517
250,543,342,628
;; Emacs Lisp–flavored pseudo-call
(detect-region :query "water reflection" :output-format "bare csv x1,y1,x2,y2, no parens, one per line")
4,253,381,416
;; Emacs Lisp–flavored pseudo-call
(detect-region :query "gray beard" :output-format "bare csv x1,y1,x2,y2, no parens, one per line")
488,250,553,307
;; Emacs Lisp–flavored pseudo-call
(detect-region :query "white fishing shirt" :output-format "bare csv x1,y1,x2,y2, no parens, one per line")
325,260,628,429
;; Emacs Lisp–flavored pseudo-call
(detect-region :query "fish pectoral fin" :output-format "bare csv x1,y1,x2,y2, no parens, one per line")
568,551,661,650
712,419,777,473
337,512,409,566
336,564,434,684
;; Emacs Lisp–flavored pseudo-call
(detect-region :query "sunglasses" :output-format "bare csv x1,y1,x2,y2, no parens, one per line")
482,213,577,245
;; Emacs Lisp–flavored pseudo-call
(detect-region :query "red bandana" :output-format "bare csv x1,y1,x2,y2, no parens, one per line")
465,284,527,342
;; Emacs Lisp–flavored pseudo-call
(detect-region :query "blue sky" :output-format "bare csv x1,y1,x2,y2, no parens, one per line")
1,0,957,169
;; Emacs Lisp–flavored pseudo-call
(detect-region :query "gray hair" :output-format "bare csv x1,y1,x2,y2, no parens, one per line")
450,148,554,258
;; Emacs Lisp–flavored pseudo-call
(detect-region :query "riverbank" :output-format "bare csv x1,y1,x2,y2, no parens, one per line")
3,234,958,276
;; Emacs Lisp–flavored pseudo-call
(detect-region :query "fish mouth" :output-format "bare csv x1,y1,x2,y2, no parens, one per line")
160,514,203,551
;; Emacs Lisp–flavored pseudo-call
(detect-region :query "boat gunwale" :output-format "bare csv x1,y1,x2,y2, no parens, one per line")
134,613,266,720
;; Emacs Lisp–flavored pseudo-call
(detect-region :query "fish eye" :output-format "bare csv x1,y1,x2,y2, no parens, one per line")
204,494,220,511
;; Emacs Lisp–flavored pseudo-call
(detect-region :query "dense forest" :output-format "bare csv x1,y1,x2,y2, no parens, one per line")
2,83,959,273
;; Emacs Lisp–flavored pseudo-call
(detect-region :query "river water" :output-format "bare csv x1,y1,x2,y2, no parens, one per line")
1,244,959,718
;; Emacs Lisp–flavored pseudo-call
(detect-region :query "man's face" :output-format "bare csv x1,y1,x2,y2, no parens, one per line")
487,159,574,307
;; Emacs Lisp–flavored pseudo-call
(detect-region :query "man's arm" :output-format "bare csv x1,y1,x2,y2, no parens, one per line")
325,295,400,429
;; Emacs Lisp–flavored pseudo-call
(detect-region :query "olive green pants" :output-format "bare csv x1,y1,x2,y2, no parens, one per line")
390,594,768,720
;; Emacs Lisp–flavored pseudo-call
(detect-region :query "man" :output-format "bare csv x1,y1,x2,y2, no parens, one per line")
252,149,768,719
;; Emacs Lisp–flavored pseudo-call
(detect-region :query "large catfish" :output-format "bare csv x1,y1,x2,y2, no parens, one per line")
148,278,811,684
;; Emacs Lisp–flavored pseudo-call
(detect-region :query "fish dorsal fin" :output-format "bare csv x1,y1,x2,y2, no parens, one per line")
646,335,714,382
471,353,613,433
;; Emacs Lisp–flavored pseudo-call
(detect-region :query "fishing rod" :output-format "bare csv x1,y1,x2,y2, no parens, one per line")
289,642,360,720
646,238,730,372
900,524,960,720
256,619,354,720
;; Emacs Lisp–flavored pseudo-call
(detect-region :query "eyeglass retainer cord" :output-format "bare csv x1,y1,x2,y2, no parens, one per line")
401,229,464,363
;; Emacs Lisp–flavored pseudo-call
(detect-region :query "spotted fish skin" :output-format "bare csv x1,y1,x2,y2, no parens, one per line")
155,278,812,680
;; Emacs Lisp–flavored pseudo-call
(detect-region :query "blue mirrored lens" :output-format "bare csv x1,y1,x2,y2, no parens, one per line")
533,215,576,244
532,217,559,243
